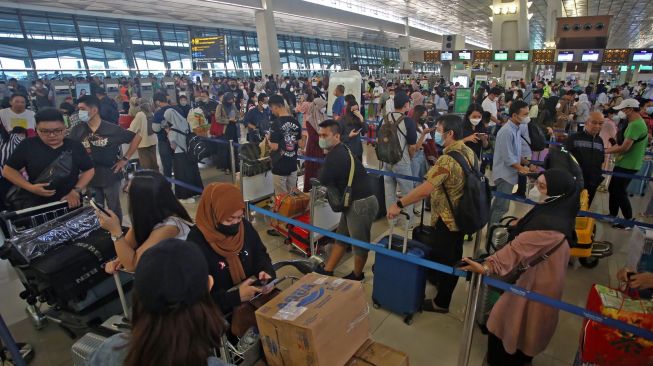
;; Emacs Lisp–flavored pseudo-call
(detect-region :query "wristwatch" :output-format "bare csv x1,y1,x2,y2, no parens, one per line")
111,232,126,242
396,200,404,209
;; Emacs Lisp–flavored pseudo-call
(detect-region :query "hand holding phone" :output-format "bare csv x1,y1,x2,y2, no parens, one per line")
90,199,110,216
454,257,486,268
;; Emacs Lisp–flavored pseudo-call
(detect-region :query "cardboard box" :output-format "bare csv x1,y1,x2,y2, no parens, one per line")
346,340,409,366
255,273,370,366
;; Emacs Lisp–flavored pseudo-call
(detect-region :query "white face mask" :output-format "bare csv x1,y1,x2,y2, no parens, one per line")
488,121,496,127
528,186,545,203
611,114,620,122
78,110,90,122
262,104,269,109
469,118,481,126
519,116,531,124
617,110,627,120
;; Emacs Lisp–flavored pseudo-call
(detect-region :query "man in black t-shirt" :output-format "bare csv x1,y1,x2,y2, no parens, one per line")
4,108,94,209
314,120,379,281
268,94,303,195
69,96,141,222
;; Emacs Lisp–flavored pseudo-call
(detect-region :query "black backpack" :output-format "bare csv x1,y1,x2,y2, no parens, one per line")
169,127,211,163
522,123,547,152
442,150,491,235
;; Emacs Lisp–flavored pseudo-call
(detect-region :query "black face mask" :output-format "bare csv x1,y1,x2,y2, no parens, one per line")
216,222,240,236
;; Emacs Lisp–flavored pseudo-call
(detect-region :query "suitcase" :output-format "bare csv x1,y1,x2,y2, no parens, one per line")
372,213,430,325
271,192,310,223
369,173,386,220
412,200,435,245
272,212,330,257
118,114,133,130
627,159,652,197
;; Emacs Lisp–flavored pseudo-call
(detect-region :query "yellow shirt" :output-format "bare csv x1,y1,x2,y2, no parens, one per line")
426,140,476,232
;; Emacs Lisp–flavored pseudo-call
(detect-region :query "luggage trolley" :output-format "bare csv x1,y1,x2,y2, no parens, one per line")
0,201,131,336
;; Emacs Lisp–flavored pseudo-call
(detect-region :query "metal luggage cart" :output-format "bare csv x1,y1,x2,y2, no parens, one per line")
0,201,130,335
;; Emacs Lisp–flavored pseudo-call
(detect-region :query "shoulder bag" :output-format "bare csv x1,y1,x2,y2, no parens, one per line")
499,236,566,284
326,145,355,212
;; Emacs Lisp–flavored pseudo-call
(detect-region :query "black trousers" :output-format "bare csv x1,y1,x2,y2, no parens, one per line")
158,136,174,178
608,166,637,219
428,219,465,309
173,152,203,199
487,332,533,366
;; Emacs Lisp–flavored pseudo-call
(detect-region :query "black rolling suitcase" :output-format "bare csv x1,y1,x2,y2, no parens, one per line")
412,200,435,245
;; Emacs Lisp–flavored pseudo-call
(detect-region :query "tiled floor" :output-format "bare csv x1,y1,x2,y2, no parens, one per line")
2,145,651,366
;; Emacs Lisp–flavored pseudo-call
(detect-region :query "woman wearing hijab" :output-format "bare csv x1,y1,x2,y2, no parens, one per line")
188,183,275,314
461,169,579,366
574,93,591,131
302,91,328,192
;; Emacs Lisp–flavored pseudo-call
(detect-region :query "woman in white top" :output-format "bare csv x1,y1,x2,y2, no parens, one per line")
128,99,159,171
573,93,591,132
95,170,193,273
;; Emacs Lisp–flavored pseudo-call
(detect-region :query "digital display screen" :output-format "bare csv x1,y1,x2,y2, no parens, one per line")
632,50,653,62
191,36,226,63
457,51,471,60
557,51,574,62
494,51,508,61
514,51,529,61
581,50,600,62
441,51,453,61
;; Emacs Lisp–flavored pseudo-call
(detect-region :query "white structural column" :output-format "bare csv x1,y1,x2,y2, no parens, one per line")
255,0,282,76
399,17,412,71
544,0,562,47
490,0,531,50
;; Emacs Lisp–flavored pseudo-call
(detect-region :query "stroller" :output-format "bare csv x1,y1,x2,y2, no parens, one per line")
0,201,131,337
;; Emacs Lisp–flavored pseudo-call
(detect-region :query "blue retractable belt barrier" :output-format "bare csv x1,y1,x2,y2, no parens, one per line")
164,177,653,341
0,314,25,366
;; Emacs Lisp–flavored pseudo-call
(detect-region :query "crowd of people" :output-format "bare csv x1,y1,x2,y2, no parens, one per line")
1,71,652,366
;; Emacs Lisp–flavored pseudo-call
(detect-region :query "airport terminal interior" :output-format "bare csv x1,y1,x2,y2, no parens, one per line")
1,1,653,365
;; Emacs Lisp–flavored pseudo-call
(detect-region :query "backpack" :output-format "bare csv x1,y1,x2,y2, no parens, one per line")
166,108,212,163
521,123,547,152
375,112,407,165
442,151,491,235
239,143,271,177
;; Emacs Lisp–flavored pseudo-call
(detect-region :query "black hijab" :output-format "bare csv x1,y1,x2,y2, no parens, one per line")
509,169,580,245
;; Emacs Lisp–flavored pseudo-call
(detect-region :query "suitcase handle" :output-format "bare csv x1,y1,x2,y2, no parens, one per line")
388,211,410,254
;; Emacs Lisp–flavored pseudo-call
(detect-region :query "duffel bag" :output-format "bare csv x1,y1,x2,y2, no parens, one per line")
241,159,272,177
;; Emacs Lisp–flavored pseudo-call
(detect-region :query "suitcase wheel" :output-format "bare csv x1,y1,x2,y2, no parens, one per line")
578,256,599,268
403,314,414,325
372,299,380,309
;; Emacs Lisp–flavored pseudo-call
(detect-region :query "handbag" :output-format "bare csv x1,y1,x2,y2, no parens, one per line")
326,146,355,213
5,150,74,210
231,288,281,337
498,236,566,284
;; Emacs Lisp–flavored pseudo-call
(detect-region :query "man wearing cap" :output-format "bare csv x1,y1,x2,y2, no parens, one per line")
605,98,649,229
95,87,119,124
482,88,501,125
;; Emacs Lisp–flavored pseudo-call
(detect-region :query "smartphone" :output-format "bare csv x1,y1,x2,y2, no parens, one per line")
90,199,110,216
475,133,487,137
454,257,486,268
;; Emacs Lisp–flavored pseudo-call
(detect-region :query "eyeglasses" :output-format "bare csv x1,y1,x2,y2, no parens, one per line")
37,128,65,136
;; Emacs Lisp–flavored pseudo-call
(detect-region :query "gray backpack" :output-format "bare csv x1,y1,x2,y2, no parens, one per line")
375,112,406,165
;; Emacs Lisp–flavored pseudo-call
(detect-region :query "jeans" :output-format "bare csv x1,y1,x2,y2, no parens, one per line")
489,178,515,225
158,135,174,178
608,166,637,220
336,196,379,256
383,159,415,223
91,182,122,223
411,150,428,187
273,171,298,195
428,219,465,309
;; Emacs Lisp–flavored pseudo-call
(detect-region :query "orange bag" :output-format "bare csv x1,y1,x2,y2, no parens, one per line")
270,192,309,229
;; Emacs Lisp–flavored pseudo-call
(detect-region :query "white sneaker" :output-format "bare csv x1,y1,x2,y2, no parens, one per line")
179,198,195,204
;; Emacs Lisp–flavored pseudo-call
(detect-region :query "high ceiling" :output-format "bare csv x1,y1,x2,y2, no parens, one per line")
2,0,652,50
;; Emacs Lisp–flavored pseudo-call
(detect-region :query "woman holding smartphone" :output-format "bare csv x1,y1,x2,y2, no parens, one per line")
461,103,489,160
95,170,193,273
340,99,367,161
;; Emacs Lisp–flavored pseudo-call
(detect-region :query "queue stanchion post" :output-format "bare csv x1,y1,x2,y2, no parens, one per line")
457,271,483,366
0,314,26,366
113,272,130,322
229,140,237,185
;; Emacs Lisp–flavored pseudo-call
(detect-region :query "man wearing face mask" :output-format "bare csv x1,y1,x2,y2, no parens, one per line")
228,79,244,110
243,93,271,144
638,98,653,138
554,90,576,133
196,90,217,122
177,95,191,118
69,96,141,222
268,94,304,196
489,100,536,225
313,119,378,281
482,88,501,126
565,112,605,205
387,115,475,313
605,99,649,229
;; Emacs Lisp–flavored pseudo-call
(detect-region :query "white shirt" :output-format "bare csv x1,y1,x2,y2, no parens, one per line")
372,86,384,104
481,97,498,118
0,108,35,131
154,216,192,240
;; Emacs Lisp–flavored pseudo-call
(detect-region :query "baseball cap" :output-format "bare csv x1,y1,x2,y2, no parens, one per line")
134,239,209,313
613,98,640,110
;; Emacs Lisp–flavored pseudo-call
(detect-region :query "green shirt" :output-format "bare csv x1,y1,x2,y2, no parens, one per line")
615,117,648,171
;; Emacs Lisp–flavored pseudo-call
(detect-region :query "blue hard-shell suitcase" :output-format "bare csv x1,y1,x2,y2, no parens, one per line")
372,215,430,325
